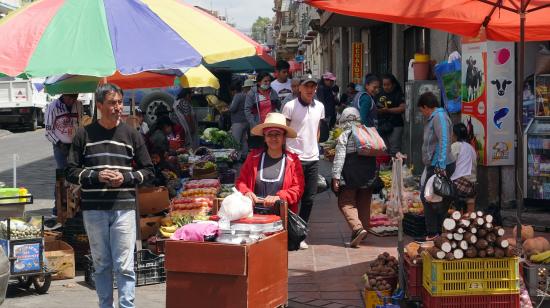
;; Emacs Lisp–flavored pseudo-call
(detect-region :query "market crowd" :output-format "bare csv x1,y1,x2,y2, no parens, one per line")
44,59,477,308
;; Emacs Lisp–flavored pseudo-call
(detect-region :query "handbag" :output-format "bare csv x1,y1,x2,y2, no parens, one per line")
287,210,309,251
453,177,476,198
432,169,456,199
351,124,387,156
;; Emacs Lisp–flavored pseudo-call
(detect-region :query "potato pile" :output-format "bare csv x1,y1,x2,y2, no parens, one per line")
365,252,398,278
367,277,392,291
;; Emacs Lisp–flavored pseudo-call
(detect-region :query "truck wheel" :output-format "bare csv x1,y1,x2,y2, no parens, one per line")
32,274,51,294
139,92,174,126
37,110,45,127
29,110,38,131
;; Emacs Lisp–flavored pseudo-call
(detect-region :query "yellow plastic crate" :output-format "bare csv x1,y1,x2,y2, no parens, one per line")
422,252,519,296
364,289,391,308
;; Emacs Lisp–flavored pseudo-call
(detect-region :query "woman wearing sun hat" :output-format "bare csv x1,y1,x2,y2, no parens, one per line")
235,112,305,213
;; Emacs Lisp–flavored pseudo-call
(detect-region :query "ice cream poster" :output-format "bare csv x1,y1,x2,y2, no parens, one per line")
462,33,514,166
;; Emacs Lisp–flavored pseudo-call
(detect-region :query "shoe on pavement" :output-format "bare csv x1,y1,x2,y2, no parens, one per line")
299,241,308,250
350,228,368,248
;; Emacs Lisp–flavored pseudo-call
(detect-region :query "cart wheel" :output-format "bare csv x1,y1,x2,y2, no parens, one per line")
17,276,33,289
32,274,51,294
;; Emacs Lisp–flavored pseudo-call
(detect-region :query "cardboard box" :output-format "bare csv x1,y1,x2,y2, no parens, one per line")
45,240,75,280
138,187,170,215
165,231,288,308
140,216,163,240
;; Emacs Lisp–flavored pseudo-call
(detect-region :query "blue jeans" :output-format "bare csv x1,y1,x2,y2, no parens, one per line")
83,210,136,308
53,144,69,169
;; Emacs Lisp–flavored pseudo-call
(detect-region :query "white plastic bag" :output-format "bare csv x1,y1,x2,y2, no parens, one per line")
218,188,253,222
424,175,443,203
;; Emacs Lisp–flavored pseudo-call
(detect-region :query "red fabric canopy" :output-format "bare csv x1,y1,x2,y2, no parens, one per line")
307,0,550,42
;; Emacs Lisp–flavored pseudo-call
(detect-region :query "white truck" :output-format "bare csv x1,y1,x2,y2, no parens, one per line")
0,78,51,131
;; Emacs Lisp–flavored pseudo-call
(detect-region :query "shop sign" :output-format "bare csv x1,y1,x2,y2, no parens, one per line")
461,31,515,166
12,242,41,273
352,42,363,85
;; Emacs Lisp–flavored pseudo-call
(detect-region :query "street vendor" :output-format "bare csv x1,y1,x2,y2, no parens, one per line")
235,112,304,213
66,83,153,308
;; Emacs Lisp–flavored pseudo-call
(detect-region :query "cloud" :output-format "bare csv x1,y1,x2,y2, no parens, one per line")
185,0,273,32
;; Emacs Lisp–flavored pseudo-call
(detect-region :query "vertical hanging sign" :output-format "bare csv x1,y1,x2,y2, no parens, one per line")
352,42,363,84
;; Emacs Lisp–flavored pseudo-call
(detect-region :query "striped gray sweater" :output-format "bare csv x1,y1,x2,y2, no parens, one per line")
66,121,154,211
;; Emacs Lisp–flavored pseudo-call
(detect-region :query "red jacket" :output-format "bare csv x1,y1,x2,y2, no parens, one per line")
236,149,304,213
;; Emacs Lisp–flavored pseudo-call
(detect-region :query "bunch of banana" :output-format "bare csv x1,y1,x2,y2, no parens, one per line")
530,250,550,263
159,225,178,238
379,171,392,189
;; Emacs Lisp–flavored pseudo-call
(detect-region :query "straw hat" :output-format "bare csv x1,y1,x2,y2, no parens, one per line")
251,113,297,138
243,79,255,88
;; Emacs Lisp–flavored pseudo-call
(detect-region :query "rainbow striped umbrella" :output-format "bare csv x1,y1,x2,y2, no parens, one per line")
0,0,259,78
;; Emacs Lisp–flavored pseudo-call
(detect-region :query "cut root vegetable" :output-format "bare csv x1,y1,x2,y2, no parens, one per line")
470,227,478,234
457,227,466,234
486,232,497,243
459,240,469,250
475,217,485,226
453,248,464,259
443,233,453,241
435,237,452,253
465,232,477,244
485,214,493,223
494,227,505,237
451,211,462,220
476,211,484,217
428,247,446,260
453,233,464,241
485,223,493,230
460,219,471,228
445,252,455,261
443,218,456,231
451,241,457,249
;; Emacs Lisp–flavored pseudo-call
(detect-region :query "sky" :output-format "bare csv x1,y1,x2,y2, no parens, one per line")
185,0,274,33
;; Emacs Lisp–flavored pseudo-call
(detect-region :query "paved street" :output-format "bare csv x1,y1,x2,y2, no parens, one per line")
0,129,56,214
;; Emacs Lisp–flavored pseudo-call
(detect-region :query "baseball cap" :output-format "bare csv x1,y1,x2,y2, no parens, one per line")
322,72,336,81
300,75,318,86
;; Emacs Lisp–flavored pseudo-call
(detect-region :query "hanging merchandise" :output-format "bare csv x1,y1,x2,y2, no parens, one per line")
435,58,462,113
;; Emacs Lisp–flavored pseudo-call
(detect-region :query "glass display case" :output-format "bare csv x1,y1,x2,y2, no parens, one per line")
523,117,550,203
535,74,550,117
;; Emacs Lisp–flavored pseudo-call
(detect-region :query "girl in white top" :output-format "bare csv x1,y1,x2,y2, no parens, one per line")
450,123,477,213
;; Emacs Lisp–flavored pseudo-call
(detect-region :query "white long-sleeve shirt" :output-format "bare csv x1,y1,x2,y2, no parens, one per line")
45,98,81,145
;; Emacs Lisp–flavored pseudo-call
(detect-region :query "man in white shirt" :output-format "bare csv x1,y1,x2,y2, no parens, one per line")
45,93,81,215
45,94,81,169
282,77,325,249
271,60,292,102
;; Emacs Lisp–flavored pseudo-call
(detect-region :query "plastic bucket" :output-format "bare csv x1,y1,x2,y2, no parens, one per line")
413,62,429,80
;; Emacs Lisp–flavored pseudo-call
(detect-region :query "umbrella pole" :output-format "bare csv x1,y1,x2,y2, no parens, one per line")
515,1,526,254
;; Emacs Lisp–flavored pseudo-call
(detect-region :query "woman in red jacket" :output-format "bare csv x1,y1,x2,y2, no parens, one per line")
236,113,304,213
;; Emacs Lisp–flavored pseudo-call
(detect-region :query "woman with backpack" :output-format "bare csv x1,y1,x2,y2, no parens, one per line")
244,72,280,149
331,107,377,248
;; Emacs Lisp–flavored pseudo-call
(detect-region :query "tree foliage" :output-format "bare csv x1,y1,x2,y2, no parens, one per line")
251,16,271,43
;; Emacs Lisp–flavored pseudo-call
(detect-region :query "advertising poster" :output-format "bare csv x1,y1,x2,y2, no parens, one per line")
351,42,363,85
12,242,41,273
461,32,515,166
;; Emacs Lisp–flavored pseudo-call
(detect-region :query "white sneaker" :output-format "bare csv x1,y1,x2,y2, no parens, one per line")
299,241,309,250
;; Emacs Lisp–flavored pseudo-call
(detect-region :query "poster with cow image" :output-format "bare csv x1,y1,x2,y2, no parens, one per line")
461,31,514,166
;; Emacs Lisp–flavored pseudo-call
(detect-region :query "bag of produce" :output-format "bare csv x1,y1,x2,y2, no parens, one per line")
218,188,253,222
288,210,308,251
424,175,443,203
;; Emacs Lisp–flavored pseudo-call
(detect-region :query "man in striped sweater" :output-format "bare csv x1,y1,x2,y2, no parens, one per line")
66,84,153,308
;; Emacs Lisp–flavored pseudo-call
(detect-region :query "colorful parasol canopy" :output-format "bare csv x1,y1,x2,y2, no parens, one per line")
306,0,550,42
179,65,220,89
0,0,260,78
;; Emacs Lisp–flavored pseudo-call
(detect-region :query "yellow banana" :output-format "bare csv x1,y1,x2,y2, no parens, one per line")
161,225,178,233
530,250,550,263
159,229,174,238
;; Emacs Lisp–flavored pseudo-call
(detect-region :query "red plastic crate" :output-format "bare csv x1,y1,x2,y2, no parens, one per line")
421,287,520,308
405,257,422,299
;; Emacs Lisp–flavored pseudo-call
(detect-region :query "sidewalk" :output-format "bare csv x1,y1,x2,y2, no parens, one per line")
287,191,399,308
